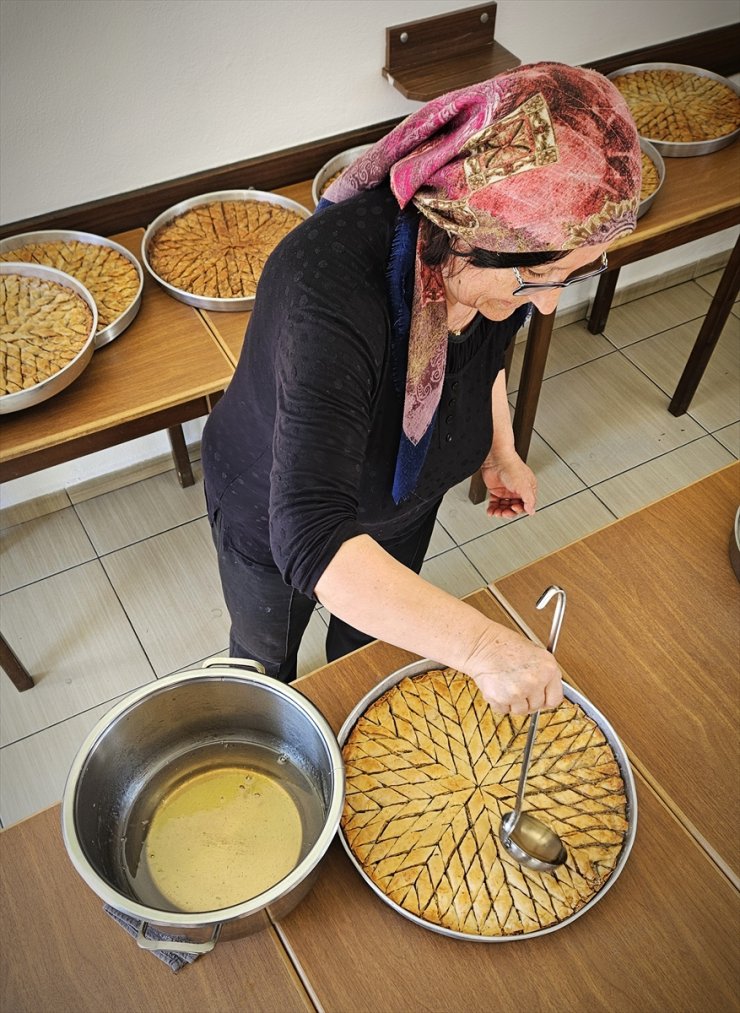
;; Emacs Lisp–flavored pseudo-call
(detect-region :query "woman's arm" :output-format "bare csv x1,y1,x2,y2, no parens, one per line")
314,533,562,716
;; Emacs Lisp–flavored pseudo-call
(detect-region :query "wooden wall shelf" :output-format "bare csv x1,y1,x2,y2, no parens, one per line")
382,3,520,101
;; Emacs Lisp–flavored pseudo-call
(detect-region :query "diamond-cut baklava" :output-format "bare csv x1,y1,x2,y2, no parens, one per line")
0,273,93,395
640,151,661,202
342,668,629,937
614,69,740,143
0,240,139,331
147,199,305,300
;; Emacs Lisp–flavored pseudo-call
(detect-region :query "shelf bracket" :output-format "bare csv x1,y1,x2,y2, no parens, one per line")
383,2,520,102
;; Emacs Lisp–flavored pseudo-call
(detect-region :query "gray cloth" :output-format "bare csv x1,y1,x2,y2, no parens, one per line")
104,904,201,972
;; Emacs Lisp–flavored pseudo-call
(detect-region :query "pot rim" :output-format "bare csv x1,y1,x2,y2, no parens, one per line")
61,665,345,928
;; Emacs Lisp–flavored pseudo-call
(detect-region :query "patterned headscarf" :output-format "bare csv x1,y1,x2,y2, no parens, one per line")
320,62,642,501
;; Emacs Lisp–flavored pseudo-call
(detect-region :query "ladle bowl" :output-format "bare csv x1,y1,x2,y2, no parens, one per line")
499,585,568,874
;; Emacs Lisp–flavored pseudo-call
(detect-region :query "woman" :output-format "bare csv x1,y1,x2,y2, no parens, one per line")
202,62,641,715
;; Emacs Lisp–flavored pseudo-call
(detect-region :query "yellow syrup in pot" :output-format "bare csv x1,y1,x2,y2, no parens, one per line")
127,759,309,912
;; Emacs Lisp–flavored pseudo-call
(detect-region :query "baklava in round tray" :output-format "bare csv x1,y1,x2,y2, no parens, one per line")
609,63,740,156
312,144,373,207
0,231,142,348
143,190,311,311
0,262,98,414
339,659,636,941
637,138,665,219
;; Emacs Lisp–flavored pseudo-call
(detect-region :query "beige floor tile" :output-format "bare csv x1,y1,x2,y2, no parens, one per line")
611,265,696,308
462,491,615,583
437,432,586,546
67,447,200,505
530,352,706,486
713,422,740,457
297,608,329,678
170,606,329,680
694,268,740,301
602,281,713,348
419,547,487,599
101,517,231,677
0,561,155,745
0,695,128,827
508,320,621,393
621,315,740,433
592,438,735,518
693,251,731,277
426,520,456,558
174,649,231,672
74,464,207,555
0,507,96,594
0,489,71,531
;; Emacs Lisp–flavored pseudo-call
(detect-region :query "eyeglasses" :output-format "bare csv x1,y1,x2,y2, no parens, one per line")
511,252,608,295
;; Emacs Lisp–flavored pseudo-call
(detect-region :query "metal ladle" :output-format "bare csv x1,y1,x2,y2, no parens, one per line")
500,585,568,873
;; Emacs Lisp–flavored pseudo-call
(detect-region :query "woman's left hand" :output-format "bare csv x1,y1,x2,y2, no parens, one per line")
480,453,537,519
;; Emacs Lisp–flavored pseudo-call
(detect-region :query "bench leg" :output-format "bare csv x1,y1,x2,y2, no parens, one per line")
512,308,556,462
0,634,34,692
468,329,526,503
588,267,621,334
168,425,194,487
468,310,555,502
669,237,740,416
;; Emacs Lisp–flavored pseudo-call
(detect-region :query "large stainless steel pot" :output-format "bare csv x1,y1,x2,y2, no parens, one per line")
62,658,344,954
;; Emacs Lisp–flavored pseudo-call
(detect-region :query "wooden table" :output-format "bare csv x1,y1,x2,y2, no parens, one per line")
198,181,314,367
0,807,313,1013
0,229,233,487
0,229,235,691
512,141,740,462
2,468,739,1012
495,461,740,884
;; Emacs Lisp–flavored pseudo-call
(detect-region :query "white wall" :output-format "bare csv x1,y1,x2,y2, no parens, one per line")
1,0,738,507
2,0,738,223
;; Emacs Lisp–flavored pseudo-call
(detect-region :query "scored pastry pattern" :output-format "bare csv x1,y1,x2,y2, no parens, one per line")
1,273,93,395
0,240,139,330
148,200,305,299
342,669,629,937
614,69,740,143
640,152,660,202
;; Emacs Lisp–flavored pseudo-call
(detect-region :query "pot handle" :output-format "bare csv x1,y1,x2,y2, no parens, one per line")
136,921,221,954
200,657,266,675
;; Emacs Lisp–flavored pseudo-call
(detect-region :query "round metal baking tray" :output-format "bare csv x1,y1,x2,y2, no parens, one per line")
0,262,98,415
0,230,142,348
312,145,373,207
142,190,311,312
608,63,740,157
337,658,637,942
637,138,665,220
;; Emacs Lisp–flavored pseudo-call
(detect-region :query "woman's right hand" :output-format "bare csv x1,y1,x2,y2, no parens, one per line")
465,626,563,716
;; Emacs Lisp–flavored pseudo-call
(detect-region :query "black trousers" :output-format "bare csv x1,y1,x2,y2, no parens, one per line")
210,505,440,683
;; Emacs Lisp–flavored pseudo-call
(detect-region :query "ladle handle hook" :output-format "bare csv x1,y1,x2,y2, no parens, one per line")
537,584,567,655
511,585,567,820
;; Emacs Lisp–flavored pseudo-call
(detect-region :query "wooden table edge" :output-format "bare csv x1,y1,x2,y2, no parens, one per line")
0,382,229,462
198,309,241,368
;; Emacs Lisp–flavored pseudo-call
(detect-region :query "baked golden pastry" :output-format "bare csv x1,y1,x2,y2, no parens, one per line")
148,199,305,300
614,69,740,143
320,170,344,197
0,273,93,395
640,151,661,202
342,668,629,937
0,240,139,331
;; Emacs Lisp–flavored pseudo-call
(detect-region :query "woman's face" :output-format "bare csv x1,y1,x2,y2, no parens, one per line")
441,241,611,320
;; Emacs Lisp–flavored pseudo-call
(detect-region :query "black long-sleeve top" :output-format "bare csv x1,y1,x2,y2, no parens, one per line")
201,183,521,598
